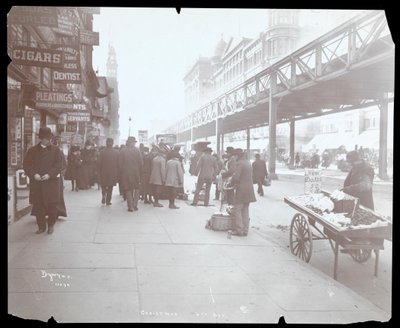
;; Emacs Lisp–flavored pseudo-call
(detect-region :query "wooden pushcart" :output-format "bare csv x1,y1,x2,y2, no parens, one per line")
284,190,392,280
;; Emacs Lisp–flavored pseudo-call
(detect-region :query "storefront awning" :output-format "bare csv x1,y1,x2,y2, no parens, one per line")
302,132,356,152
353,129,393,150
37,107,61,118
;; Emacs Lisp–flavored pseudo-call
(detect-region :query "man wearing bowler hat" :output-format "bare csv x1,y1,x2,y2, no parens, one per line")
229,148,257,236
23,127,67,234
119,136,143,211
98,137,120,205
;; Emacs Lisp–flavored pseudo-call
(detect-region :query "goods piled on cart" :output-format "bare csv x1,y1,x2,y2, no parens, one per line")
289,191,390,230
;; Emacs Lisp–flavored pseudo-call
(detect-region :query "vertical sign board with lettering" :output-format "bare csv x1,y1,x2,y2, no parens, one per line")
52,45,81,84
304,169,322,194
8,175,15,224
138,130,148,145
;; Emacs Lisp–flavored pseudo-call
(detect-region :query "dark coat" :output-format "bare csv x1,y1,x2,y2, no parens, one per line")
98,146,120,186
64,151,82,180
195,153,218,180
252,158,268,180
119,146,143,190
343,161,374,210
23,143,66,216
231,158,257,204
221,156,236,179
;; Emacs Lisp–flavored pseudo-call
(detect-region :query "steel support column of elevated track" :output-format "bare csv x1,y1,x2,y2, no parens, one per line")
162,11,393,171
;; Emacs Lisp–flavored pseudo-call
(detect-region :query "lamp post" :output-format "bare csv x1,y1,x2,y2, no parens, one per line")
128,116,132,137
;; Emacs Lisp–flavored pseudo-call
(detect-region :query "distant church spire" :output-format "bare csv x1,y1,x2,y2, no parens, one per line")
106,43,118,78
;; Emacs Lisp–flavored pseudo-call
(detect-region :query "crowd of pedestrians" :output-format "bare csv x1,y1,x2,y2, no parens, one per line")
23,126,272,237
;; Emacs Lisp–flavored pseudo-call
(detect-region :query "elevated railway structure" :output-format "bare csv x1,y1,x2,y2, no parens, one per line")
164,11,394,179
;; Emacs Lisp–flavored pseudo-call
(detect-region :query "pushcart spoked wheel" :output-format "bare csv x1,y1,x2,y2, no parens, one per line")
289,213,313,263
348,249,372,263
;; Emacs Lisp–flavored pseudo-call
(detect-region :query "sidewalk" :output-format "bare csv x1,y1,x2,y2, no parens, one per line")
8,177,391,323
275,163,393,186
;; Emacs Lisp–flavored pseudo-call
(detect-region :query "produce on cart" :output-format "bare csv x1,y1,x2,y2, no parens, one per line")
284,189,392,280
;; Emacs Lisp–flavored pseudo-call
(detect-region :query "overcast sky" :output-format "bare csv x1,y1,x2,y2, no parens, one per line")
92,8,368,143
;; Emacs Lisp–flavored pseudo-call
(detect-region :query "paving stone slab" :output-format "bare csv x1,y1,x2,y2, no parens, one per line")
8,247,134,269
8,292,140,323
212,294,284,323
98,215,160,224
58,207,104,222
137,266,262,295
248,274,382,313
8,218,38,243
218,244,299,274
8,268,138,293
135,244,236,267
26,242,135,254
96,221,166,234
31,220,98,243
282,309,389,324
164,223,272,246
94,233,172,244
139,294,215,323
8,241,29,263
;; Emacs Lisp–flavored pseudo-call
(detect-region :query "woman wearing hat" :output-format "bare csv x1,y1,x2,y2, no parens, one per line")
64,145,82,191
23,127,67,234
341,150,375,210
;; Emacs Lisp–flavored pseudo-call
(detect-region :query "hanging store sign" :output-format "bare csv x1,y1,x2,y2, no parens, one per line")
35,90,74,103
16,169,29,189
71,134,84,145
8,6,58,27
54,15,76,36
52,45,81,84
304,169,322,194
11,46,64,68
8,175,15,225
35,90,77,111
79,30,99,45
10,141,23,167
52,71,81,83
138,130,148,144
60,131,74,143
67,111,91,122
79,7,101,15
66,122,78,133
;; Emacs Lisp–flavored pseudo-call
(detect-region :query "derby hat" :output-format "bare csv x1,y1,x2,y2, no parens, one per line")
127,136,137,143
38,127,52,140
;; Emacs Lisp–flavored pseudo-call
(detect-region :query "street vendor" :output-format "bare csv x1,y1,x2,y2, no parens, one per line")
340,150,375,210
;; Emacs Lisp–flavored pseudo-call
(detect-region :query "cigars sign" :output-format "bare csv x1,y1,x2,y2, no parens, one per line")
11,46,64,68
10,45,82,83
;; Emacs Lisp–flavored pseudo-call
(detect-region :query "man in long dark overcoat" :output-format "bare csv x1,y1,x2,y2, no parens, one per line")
191,147,218,206
23,127,66,234
119,136,143,211
252,153,268,196
98,138,120,205
229,148,257,236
